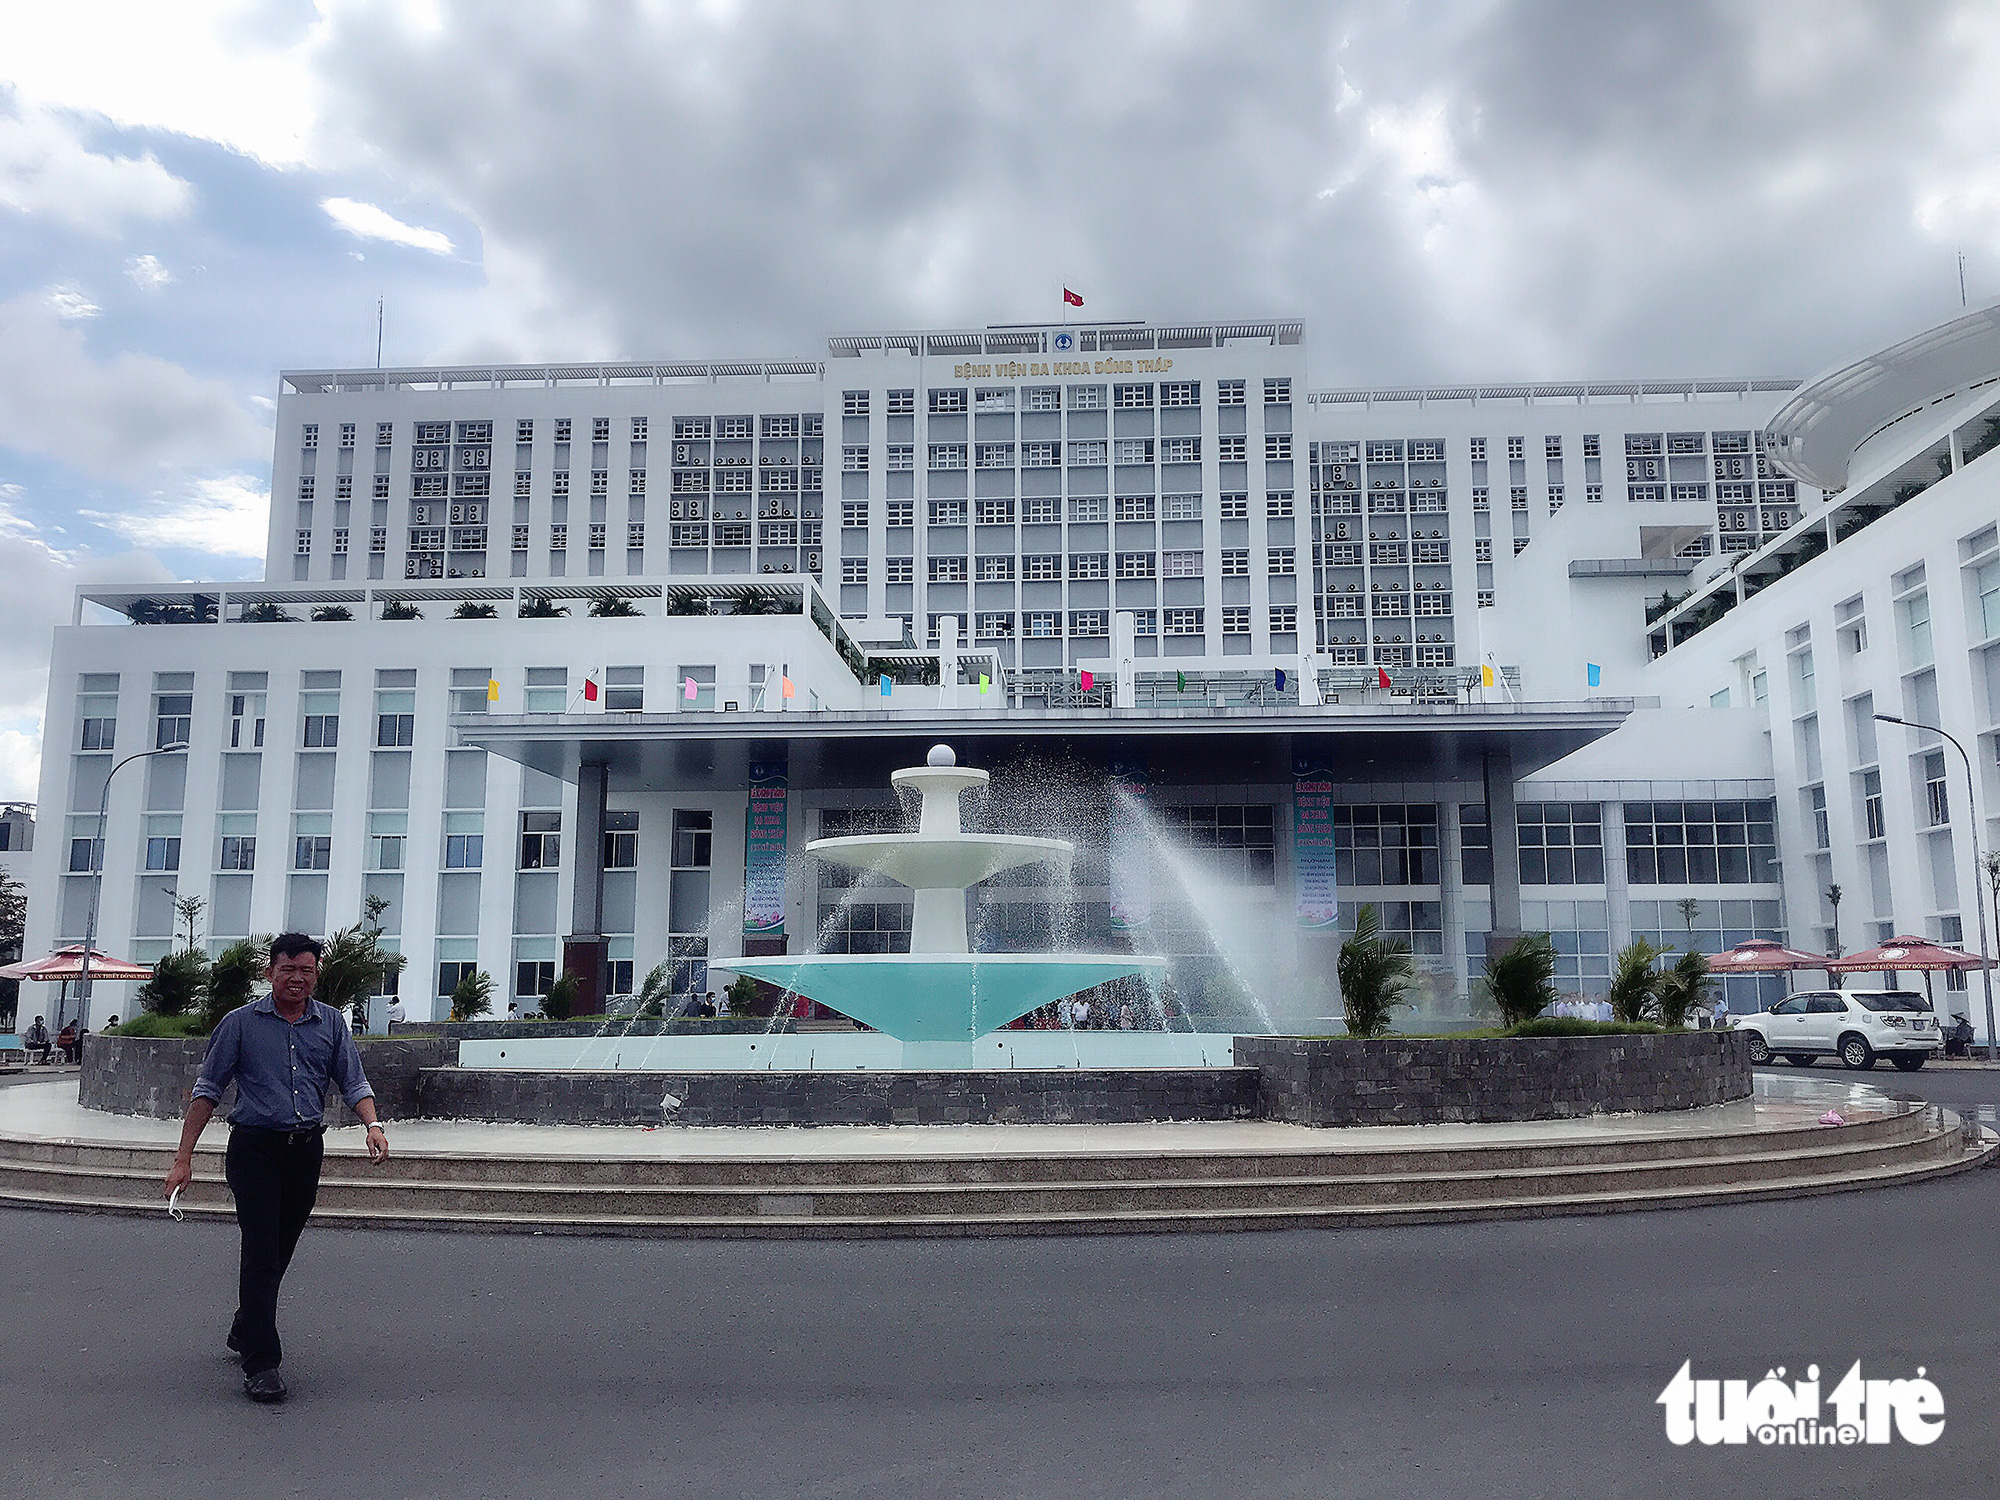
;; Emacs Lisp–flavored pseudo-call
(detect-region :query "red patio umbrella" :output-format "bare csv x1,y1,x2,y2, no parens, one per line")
1826,934,1989,1006
1,945,154,1032
1703,939,1833,972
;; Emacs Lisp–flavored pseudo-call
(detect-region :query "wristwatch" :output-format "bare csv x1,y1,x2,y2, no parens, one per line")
366,1122,386,1135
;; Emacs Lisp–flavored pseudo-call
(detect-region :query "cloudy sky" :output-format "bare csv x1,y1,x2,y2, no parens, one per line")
1,0,1997,800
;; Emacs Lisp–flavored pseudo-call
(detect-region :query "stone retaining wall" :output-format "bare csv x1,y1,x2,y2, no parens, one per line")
415,1066,1262,1128
79,1035,452,1122
1233,1032,1753,1126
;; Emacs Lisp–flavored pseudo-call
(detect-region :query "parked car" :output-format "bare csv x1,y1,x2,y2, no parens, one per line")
1731,989,1940,1071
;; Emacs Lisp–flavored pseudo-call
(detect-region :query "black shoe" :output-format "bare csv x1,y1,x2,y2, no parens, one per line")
243,1368,287,1403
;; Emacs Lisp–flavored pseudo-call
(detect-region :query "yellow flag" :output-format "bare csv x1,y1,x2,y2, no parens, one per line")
979,674,990,694
1479,664,1495,687
487,678,500,701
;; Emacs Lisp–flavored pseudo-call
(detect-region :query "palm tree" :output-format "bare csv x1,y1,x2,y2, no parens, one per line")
1605,939,1666,1024
1486,933,1559,1028
202,937,269,1032
1336,904,1416,1037
589,595,640,618
542,970,580,1021
449,969,493,1022
135,948,207,1018
1655,949,1714,1028
634,959,676,1019
315,923,407,1033
517,595,569,619
1825,882,1844,958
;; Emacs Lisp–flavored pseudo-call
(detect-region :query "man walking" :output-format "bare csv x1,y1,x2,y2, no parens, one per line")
161,934,389,1403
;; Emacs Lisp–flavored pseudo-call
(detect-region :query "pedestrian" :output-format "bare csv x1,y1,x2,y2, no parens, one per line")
506,1001,520,1020
56,1020,78,1064
104,1015,119,1030
24,1015,50,1064
161,933,389,1404
385,994,406,1033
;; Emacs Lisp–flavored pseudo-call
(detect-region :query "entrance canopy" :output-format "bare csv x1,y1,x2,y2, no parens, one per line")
457,699,1636,793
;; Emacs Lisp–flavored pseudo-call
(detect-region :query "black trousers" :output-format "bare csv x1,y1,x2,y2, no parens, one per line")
224,1127,325,1376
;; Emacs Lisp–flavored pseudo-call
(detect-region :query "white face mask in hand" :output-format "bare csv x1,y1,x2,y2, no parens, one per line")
167,1186,185,1222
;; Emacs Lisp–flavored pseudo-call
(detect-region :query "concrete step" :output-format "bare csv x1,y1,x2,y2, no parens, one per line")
0,1113,1984,1235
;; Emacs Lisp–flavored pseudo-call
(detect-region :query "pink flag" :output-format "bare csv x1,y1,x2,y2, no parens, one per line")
683,677,698,701
1079,668,1094,691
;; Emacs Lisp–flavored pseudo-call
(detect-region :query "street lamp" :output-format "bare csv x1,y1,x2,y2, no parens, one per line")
1874,713,1998,1061
76,742,189,1027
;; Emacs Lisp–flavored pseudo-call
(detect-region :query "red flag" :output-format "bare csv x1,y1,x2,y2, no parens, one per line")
1063,287,1084,307
582,678,599,702
1376,666,1393,690
1079,668,1094,691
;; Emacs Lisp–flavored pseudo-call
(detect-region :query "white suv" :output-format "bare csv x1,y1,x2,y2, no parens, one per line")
1733,988,1941,1071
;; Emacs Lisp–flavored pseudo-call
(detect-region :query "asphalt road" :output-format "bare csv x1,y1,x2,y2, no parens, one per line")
6,1149,1997,1499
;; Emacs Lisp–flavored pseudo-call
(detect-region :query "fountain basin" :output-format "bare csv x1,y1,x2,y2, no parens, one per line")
808,833,1071,891
727,952,1168,1042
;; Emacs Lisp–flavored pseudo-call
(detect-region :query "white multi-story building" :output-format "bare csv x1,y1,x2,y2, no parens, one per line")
39,307,1998,1040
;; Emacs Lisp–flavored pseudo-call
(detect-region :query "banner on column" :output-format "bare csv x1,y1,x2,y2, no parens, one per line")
1292,751,1339,929
1107,757,1151,933
743,759,788,937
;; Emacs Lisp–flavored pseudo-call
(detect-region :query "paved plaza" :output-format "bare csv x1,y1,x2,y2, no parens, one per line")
2,1063,1994,1500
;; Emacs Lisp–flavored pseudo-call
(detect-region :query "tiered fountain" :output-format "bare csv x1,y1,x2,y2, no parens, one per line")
731,745,1167,1066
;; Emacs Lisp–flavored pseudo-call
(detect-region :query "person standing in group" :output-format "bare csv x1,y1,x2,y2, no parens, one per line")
385,993,406,1033
161,933,390,1403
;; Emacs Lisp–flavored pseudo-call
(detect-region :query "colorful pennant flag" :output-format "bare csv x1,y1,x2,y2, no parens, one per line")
1079,668,1094,692
1586,662,1602,688
1275,667,1287,692
486,678,499,702
1176,670,1187,692
1480,663,1496,687
880,675,892,697
780,675,795,699
978,674,990,694
582,677,599,703
1063,287,1084,307
682,677,698,701
1377,666,1393,690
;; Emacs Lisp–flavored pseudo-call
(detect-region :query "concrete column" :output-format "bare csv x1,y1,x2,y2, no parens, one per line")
1483,749,1522,961
1439,800,1466,1002
564,761,609,1013
1602,799,1632,953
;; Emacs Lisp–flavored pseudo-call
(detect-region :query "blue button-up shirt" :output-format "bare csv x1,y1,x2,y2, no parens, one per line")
193,995,374,1129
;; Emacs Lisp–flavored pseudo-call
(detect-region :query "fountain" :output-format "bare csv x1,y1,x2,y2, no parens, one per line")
729,745,1168,1065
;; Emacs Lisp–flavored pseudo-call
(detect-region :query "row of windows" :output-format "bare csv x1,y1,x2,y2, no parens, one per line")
846,547,1298,584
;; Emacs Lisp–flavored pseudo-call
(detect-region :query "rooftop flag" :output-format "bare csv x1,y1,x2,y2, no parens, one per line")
1480,663,1496,687
1079,668,1094,692
1275,667,1287,692
683,677,698,701
1063,287,1084,307
780,675,795,699
978,674,990,694
1377,666,1393,690
486,678,499,702
1176,670,1187,693
582,677,599,702
880,675,892,697
1586,662,1602,688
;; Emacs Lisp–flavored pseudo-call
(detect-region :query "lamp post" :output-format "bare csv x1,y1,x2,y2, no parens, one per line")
1875,714,1998,1061
76,742,188,1028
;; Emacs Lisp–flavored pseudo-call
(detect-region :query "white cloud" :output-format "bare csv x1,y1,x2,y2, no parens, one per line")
44,283,102,320
0,101,192,235
125,254,172,290
83,472,269,560
0,725,40,803
322,196,453,255
0,295,265,485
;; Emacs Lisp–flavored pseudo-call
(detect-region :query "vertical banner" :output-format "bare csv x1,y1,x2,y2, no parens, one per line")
1107,756,1151,933
743,758,788,937
1293,750,1339,928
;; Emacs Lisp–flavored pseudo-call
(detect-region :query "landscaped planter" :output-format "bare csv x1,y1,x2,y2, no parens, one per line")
1232,1032,1752,1126
79,1034,451,1122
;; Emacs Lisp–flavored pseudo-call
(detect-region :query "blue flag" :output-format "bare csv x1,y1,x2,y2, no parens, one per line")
880,675,892,697
1275,668,1287,692
1586,662,1601,688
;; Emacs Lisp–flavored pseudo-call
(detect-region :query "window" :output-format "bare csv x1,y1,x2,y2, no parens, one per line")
293,814,332,871
1068,440,1106,466
1977,559,2000,641
365,812,404,871
976,554,1015,581
1159,437,1199,464
1162,494,1200,520
301,424,318,449
843,390,870,417
1219,493,1248,519
515,959,556,1002
929,556,967,583
1217,380,1245,406
1268,547,1295,575
519,811,561,869
1264,434,1292,461
976,496,1015,524
841,501,869,528
975,611,1014,638
1067,385,1104,411
523,667,567,714
929,388,967,414
1024,387,1060,412
1217,435,1247,463
1263,378,1291,405
154,693,192,750
1069,611,1108,637
1582,434,1600,459
929,497,967,526
1517,803,1605,884
1221,549,1249,576
1068,495,1105,521
604,810,638,869
553,419,573,442
1158,804,1275,883
144,816,181,872
1116,552,1155,578
1162,550,1202,578
886,388,914,416
1807,785,1829,849
1024,555,1059,581
1901,589,1933,668
1026,611,1059,637
885,556,913,584
375,690,415,747
1068,553,1106,580
928,444,967,470
1114,495,1154,521
841,557,868,584
1863,771,1885,839
1622,800,1778,884
887,445,914,472
1114,438,1153,465
1333,805,1439,886
602,666,643,713
1270,605,1297,634
885,499,914,527
1113,384,1153,409
1023,495,1058,522
219,816,257,871
1925,751,1949,827
1165,608,1203,636
1836,596,1867,654
1022,441,1058,468
1160,381,1198,407
1221,606,1251,634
